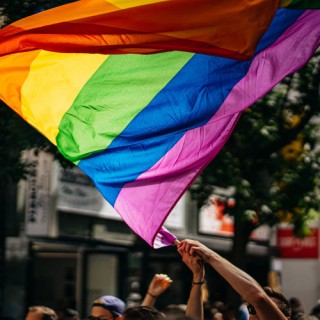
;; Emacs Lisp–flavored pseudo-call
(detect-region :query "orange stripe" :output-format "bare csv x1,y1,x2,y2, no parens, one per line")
7,0,119,33
0,50,40,117
0,0,279,59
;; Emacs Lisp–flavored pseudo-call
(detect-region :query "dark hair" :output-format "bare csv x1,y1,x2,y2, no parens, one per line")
263,286,291,317
60,308,79,320
123,307,165,320
28,306,58,320
310,304,320,318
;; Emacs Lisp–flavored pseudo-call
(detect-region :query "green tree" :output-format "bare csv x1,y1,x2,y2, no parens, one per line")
191,54,320,274
1,0,74,25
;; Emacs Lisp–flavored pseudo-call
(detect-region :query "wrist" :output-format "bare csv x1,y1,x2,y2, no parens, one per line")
147,291,158,299
193,275,204,282
191,279,205,287
206,252,215,264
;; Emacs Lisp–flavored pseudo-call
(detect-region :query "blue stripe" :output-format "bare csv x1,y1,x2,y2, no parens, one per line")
79,9,303,205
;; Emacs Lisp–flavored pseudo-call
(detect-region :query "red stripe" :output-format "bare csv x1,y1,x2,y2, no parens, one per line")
0,0,278,59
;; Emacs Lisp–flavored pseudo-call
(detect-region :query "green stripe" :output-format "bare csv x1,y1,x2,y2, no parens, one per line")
286,0,320,9
57,51,193,162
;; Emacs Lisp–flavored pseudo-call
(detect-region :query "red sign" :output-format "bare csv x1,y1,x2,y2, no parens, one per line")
276,227,319,259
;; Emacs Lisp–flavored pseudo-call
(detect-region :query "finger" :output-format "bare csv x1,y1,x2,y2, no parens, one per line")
178,241,185,251
177,247,184,256
185,243,192,254
163,279,173,284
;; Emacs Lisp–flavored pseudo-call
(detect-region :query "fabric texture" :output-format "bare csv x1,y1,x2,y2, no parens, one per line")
0,3,319,248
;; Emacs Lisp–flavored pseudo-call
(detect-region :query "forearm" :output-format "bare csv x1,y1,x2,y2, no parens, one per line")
186,282,204,320
207,251,261,304
141,292,157,307
179,240,287,320
177,245,205,320
141,274,172,307
207,252,287,320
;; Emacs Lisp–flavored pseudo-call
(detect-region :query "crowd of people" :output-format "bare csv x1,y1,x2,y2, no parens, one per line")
21,239,320,320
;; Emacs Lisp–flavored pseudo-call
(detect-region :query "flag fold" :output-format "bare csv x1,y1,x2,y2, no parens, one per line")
0,2,319,248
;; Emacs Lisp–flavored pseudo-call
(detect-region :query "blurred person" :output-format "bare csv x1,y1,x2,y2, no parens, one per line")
310,299,320,320
162,304,186,320
222,304,237,320
126,281,142,308
178,239,291,320
239,300,250,320
141,274,172,308
295,315,318,320
290,297,304,320
211,301,225,316
26,306,58,320
90,295,126,320
122,306,165,320
262,287,291,318
213,313,223,320
208,300,225,320
90,273,171,320
203,303,213,320
59,308,80,320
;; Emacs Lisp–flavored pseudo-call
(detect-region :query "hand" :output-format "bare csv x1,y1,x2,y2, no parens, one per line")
178,239,213,264
147,274,172,297
177,247,205,282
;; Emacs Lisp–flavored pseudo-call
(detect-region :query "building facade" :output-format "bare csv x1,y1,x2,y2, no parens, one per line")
2,150,273,319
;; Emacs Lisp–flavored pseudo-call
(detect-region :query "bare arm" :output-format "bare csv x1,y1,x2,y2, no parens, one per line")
141,274,172,307
178,246,204,320
178,240,287,320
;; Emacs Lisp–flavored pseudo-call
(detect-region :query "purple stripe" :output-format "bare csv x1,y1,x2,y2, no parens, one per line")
114,10,320,248
115,113,241,247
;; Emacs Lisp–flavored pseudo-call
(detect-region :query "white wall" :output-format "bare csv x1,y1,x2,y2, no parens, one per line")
280,259,320,313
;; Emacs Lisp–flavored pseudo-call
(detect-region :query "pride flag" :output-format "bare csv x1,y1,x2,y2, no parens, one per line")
0,0,279,60
0,2,319,248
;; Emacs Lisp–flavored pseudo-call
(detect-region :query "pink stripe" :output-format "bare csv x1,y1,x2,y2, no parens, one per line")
115,113,241,248
115,10,320,248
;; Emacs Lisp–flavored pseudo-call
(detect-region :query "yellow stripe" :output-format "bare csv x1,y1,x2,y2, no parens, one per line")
106,0,166,9
21,51,107,144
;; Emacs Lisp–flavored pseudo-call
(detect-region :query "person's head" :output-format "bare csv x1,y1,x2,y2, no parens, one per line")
122,306,165,320
247,287,291,319
290,297,304,317
222,304,236,320
163,304,186,320
310,303,320,319
60,308,80,320
295,315,318,320
290,297,302,308
26,306,58,320
90,295,126,320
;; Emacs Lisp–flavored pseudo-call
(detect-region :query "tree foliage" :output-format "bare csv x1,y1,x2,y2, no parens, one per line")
191,54,320,239
1,0,74,25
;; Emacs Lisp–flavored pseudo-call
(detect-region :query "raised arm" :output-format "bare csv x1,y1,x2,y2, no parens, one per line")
177,246,205,320
141,274,172,307
178,239,288,320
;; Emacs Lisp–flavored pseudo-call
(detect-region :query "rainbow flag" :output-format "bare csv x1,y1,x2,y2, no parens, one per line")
0,2,319,248
0,0,280,60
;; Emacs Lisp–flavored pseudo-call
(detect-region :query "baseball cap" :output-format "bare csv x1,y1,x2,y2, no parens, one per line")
92,295,126,317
